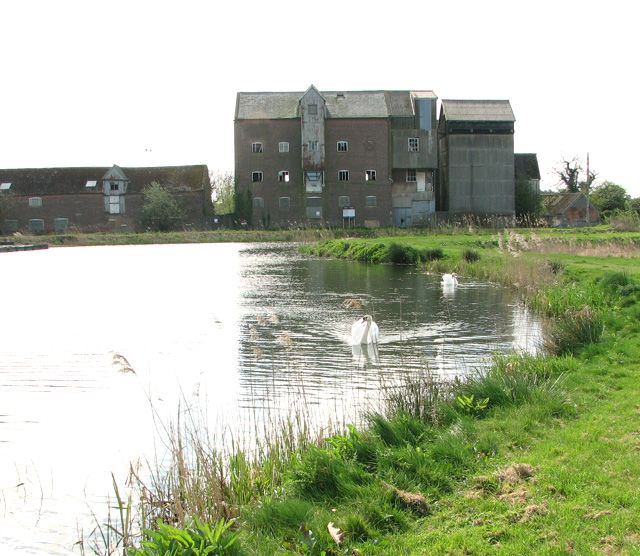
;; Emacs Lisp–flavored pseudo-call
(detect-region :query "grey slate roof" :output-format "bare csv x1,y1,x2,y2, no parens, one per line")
235,89,437,120
441,99,515,122
543,192,595,214
0,165,209,196
515,153,541,180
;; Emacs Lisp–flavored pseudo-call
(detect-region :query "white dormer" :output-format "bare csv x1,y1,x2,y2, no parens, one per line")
102,165,129,196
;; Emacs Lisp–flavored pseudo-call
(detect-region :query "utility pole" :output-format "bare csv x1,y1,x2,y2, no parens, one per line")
585,152,590,225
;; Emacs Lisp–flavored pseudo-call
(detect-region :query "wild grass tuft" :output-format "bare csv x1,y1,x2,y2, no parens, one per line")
544,305,605,355
462,249,480,262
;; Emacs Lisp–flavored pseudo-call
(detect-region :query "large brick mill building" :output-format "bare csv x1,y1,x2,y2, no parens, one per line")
235,85,517,227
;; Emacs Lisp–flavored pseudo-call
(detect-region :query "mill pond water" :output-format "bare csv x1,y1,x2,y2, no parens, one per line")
0,242,542,553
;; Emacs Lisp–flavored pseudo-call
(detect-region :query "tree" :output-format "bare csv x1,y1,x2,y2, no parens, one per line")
629,197,640,215
554,157,582,192
0,192,15,226
589,181,630,215
141,182,185,231
210,172,235,215
514,177,541,219
233,190,253,227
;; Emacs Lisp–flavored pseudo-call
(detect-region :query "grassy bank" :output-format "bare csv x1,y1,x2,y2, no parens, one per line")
104,229,640,555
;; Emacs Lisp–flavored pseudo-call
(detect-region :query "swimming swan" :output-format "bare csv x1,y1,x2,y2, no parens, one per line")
351,314,379,345
441,273,458,287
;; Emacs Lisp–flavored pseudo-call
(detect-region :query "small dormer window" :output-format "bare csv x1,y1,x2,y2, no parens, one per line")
308,104,318,116
110,181,119,191
0,182,11,190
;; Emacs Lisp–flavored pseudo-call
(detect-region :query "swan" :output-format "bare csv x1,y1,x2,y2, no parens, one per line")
441,273,458,287
351,314,379,345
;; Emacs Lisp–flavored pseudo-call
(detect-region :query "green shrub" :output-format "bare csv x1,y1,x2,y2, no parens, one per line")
544,305,605,355
462,249,480,263
420,248,444,261
141,182,186,232
129,517,238,556
386,242,419,265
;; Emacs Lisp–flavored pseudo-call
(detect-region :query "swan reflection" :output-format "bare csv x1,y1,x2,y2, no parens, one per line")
351,342,380,364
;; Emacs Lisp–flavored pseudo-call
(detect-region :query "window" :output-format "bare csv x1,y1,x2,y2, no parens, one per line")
28,197,43,208
338,170,349,182
305,171,322,182
308,140,318,151
28,219,44,232
279,197,290,210
278,170,290,183
252,142,263,153
0,182,11,190
85,180,97,188
109,195,121,214
279,142,289,153
406,169,417,182
365,195,377,207
338,196,350,207
252,171,263,183
365,170,376,181
308,103,318,115
306,196,322,219
110,181,119,191
54,218,69,232
253,197,264,209
408,137,419,152
337,140,348,152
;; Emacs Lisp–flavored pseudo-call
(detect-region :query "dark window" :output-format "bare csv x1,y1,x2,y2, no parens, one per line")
408,137,419,152
252,142,263,153
252,171,263,182
278,171,290,183
365,170,376,181
406,169,417,182
338,170,349,181
308,140,318,151
337,141,348,152
110,182,119,191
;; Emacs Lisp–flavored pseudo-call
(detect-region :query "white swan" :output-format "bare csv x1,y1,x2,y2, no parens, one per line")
351,314,379,345
441,273,458,287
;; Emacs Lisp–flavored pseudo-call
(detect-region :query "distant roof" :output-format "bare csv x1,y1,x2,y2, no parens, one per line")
515,153,541,180
235,89,437,120
440,99,515,122
0,165,209,196
543,192,589,214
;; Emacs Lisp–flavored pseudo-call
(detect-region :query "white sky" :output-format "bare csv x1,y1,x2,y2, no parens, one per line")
2,0,639,196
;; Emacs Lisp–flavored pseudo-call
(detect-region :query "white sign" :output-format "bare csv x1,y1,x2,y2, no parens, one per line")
343,208,355,218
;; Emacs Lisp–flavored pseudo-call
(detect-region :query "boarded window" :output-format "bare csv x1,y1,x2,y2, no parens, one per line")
337,141,348,152
279,196,290,210
338,170,349,182
308,104,318,115
338,196,350,207
252,142,263,153
252,171,263,182
408,137,419,152
365,170,376,181
109,195,121,214
28,219,44,232
253,197,264,209
28,197,42,208
278,170,290,183
366,195,377,207
306,197,322,219
279,142,289,153
54,218,69,232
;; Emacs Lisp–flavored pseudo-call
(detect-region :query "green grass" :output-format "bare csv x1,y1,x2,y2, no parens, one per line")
114,227,640,555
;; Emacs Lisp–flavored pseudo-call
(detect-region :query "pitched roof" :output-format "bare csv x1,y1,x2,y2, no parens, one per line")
235,89,437,120
440,99,515,122
0,165,209,196
515,153,541,180
543,192,585,214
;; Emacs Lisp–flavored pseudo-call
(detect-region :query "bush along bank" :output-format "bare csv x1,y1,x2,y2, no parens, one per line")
118,237,640,555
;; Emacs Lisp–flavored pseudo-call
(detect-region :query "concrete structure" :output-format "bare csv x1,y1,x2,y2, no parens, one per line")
235,86,438,228
0,165,211,233
437,100,515,216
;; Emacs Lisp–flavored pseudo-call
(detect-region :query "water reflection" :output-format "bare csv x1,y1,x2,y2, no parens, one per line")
0,243,542,554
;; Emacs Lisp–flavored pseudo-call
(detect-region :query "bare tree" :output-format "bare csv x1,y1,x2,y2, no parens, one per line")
554,157,581,192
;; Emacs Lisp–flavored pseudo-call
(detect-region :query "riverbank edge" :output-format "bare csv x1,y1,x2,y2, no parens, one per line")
115,231,640,555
